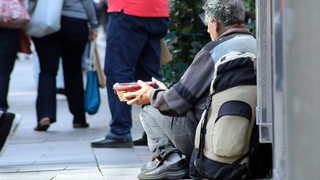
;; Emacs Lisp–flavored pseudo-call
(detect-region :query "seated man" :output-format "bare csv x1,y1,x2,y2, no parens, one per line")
123,0,253,179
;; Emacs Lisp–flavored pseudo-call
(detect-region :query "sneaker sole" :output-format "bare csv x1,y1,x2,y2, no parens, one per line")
10,113,21,135
138,168,188,180
0,113,20,158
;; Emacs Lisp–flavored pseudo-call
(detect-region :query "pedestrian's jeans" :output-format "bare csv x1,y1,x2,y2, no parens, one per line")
0,28,21,111
104,11,169,139
139,105,196,160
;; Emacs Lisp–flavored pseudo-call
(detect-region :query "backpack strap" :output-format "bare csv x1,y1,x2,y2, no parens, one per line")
196,93,213,159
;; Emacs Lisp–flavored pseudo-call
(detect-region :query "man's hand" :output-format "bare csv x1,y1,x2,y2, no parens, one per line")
151,77,168,90
124,80,154,105
123,77,168,105
89,28,97,41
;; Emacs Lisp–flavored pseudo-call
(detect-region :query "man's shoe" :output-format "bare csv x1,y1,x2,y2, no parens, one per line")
73,122,89,128
91,135,133,148
138,158,188,179
133,132,148,146
34,117,50,132
141,158,161,171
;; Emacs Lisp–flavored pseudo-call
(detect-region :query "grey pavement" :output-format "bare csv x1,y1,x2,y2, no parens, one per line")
0,35,151,179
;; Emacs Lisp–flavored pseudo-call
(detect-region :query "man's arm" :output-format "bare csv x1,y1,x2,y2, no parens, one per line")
150,49,214,116
124,47,214,116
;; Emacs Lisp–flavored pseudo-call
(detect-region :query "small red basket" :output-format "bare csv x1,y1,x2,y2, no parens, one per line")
113,82,156,102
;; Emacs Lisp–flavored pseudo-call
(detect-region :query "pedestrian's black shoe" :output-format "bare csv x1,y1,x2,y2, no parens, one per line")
0,112,15,153
138,158,188,179
73,122,89,128
91,135,133,148
34,117,50,132
133,132,148,146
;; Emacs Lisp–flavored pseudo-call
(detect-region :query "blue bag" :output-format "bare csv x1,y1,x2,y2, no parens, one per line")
84,42,100,115
84,70,100,114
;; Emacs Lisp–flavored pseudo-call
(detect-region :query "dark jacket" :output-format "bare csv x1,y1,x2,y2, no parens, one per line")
149,28,255,125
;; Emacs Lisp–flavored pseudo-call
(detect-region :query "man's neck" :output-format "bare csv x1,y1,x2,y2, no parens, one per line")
217,24,247,39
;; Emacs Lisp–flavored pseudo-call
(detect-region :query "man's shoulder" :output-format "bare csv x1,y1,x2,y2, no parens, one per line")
203,41,220,52
204,31,253,50
202,35,235,52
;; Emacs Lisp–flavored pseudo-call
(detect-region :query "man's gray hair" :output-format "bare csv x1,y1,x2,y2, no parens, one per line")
203,0,245,26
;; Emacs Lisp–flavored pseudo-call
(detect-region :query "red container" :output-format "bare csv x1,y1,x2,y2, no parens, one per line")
113,81,156,102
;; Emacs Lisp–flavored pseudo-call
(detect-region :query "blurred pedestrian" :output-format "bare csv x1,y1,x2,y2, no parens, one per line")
91,0,169,148
0,28,21,113
29,0,99,131
0,0,28,156
0,25,18,152
0,26,19,157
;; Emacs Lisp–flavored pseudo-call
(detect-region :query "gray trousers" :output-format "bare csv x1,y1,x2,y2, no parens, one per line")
140,105,197,160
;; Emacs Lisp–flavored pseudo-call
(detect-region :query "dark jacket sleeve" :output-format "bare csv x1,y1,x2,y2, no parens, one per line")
150,48,214,116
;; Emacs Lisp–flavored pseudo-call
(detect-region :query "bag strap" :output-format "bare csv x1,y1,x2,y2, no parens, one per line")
196,93,213,159
88,41,96,71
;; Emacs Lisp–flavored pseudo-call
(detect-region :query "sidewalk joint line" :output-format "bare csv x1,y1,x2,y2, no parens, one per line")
92,148,106,180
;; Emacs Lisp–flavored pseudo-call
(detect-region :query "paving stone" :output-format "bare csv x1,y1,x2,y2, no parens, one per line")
0,167,104,180
101,167,141,180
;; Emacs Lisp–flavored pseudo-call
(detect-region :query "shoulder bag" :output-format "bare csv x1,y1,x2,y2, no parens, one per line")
0,0,30,29
26,0,63,37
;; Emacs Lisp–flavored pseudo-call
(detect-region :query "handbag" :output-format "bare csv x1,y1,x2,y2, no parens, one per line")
0,0,30,29
26,0,63,37
18,29,32,54
160,38,172,65
84,41,101,115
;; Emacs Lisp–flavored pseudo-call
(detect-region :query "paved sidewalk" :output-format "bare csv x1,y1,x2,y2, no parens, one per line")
0,53,151,179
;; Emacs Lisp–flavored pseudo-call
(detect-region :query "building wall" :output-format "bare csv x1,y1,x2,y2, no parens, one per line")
282,0,320,179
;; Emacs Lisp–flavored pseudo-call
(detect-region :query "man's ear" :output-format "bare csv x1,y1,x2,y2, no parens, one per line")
212,18,220,32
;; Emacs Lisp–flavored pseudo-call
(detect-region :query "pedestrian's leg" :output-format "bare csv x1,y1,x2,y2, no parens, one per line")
33,32,60,129
0,28,20,111
134,18,169,147
92,13,150,148
104,13,148,139
106,77,133,137
135,17,169,82
60,16,88,127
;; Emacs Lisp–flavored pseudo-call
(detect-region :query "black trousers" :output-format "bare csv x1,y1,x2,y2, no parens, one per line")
32,16,88,123
0,28,20,111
